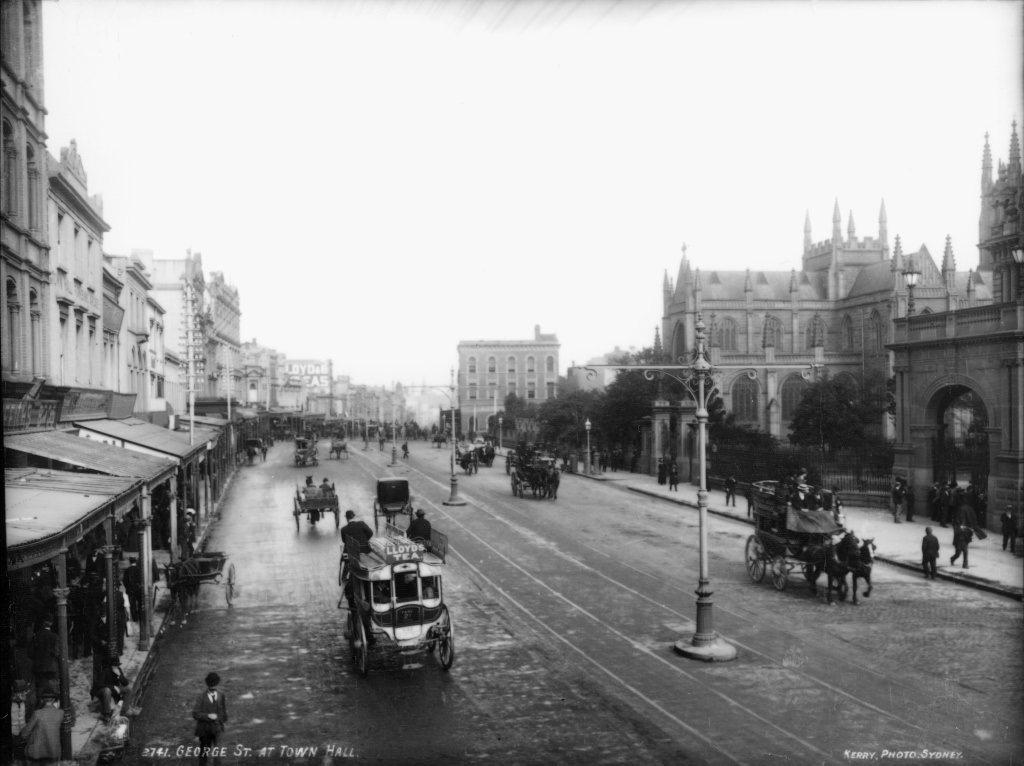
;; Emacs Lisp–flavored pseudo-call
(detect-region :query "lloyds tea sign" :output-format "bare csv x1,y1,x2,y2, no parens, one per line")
285,360,331,389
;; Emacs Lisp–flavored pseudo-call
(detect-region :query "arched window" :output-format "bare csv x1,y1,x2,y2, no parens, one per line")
731,376,760,423
526,355,536,373
468,356,477,374
6,278,20,373
545,355,554,373
468,383,478,399
527,381,536,399
29,289,39,375
487,356,496,373
762,316,782,349
869,311,883,352
2,120,16,217
506,355,516,374
842,315,855,350
720,318,738,351
780,375,807,421
26,143,39,230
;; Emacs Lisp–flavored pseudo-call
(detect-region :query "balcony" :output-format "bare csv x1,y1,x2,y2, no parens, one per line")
893,303,1021,344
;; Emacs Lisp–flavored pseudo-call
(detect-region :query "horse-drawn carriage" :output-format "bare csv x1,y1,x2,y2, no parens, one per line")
745,480,875,603
294,478,340,530
339,523,453,675
165,551,235,615
293,437,318,467
509,451,559,499
329,438,349,460
373,477,414,531
244,438,265,465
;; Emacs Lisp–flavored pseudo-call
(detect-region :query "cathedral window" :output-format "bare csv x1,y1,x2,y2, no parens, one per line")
762,316,782,349
720,318,737,351
781,375,807,420
869,311,883,352
842,315,855,350
731,376,760,423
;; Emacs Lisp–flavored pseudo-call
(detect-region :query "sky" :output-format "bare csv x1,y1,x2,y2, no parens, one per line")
42,0,1023,393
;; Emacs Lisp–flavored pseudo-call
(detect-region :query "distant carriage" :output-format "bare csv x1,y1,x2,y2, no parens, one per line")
293,437,319,467
330,438,349,460
294,478,340,530
373,477,414,532
510,452,559,500
165,552,235,616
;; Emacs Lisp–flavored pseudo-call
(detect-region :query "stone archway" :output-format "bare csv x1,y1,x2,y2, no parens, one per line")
927,384,990,489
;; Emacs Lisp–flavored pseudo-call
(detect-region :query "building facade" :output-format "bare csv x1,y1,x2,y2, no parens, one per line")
662,201,990,442
891,124,1023,524
1,0,49,386
457,325,560,409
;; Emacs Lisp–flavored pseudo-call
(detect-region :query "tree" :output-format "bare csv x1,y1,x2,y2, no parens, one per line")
537,390,602,448
788,375,875,452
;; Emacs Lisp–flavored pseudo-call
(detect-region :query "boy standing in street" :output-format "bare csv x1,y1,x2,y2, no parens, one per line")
921,527,940,580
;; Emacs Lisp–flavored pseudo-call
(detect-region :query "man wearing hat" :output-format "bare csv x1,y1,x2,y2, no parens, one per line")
340,511,373,552
192,672,228,766
1001,504,1018,553
407,509,432,544
122,557,142,623
19,687,62,764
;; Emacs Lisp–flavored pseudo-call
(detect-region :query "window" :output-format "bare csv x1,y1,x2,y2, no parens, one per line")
546,381,556,399
731,376,760,423
468,383,478,399
842,315,855,350
421,575,440,602
395,572,418,603
527,381,536,399
2,120,15,217
720,318,738,351
468,356,476,374
762,316,782,349
869,311,883,352
26,143,39,230
488,381,497,399
526,356,535,373
545,356,555,373
507,356,516,373
780,375,807,421
5,279,19,373
488,356,496,373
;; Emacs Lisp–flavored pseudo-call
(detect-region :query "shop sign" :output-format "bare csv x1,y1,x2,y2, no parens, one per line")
3,399,60,432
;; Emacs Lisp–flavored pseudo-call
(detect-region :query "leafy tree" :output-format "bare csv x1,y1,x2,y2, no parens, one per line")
537,390,602,448
788,374,879,452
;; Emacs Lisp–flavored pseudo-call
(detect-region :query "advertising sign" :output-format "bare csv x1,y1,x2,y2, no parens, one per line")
285,360,331,389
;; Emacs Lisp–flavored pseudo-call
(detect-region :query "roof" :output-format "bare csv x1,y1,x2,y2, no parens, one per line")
6,468,144,571
74,418,207,461
4,429,177,484
845,261,894,298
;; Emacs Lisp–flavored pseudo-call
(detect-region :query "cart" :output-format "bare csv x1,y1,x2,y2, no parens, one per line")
165,551,235,613
373,477,414,531
294,437,319,467
294,481,340,530
329,438,349,460
340,523,453,676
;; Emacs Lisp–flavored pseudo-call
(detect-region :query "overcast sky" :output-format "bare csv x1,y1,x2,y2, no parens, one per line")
42,0,1023,392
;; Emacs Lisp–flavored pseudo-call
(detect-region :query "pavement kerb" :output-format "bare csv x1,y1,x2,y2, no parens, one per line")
569,470,1023,602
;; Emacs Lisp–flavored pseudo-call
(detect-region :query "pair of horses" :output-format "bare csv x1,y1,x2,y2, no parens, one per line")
803,532,876,605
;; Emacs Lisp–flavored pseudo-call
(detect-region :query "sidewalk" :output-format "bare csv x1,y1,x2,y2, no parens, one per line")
68,476,229,764
572,466,1024,601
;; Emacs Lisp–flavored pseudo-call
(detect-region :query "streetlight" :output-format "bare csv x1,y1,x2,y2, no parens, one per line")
442,368,466,506
585,418,592,475
498,416,503,455
903,255,921,316
1012,246,1024,300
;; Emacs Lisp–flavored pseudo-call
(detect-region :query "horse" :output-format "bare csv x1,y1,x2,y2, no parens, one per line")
544,465,560,500
846,536,876,605
168,557,202,617
803,535,850,604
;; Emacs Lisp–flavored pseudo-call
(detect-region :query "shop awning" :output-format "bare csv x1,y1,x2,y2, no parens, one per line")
5,429,177,486
6,468,144,571
73,418,208,464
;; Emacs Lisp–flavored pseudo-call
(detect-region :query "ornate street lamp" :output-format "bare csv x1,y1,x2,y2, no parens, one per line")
498,416,503,455
585,417,592,475
442,367,466,506
902,256,921,316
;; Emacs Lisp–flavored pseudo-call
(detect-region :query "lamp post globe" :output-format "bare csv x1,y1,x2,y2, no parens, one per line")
585,417,592,475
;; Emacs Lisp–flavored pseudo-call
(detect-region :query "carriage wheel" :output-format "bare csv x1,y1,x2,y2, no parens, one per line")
225,563,235,606
436,605,455,671
511,478,517,496
770,557,789,591
294,511,300,532
347,612,357,662
745,536,766,582
355,615,369,677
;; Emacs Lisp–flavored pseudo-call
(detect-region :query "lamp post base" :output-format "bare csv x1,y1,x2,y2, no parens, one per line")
442,475,467,507
673,635,737,662
388,445,398,467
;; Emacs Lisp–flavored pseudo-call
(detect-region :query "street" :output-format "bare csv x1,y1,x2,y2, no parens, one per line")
126,439,1023,765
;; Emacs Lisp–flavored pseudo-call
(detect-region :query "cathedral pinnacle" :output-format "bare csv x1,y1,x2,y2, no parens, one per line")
744,268,753,292
982,132,993,191
847,210,856,240
892,235,904,272
790,268,798,293
942,235,956,274
1009,121,1021,183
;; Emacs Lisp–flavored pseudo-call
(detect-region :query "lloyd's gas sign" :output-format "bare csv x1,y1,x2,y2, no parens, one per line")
285,360,332,390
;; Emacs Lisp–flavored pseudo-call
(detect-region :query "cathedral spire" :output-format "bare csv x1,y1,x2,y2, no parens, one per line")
832,198,842,244
653,327,663,360
675,243,690,299
891,234,904,272
804,210,812,252
694,267,702,291
847,209,856,241
982,132,993,192
744,268,753,293
1009,121,1021,185
878,199,888,251
942,235,956,293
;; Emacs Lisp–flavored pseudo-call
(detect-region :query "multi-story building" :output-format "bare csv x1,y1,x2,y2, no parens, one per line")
46,140,109,389
205,270,241,404
662,201,990,441
457,325,560,411
240,338,285,409
1,0,49,387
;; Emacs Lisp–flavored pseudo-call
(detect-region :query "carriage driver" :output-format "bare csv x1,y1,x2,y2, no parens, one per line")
341,510,374,552
407,509,432,545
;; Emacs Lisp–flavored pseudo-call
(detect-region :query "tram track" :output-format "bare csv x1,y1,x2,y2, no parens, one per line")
344,448,997,764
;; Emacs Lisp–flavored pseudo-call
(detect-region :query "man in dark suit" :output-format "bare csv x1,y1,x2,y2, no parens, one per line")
921,527,940,580
341,511,374,552
407,509,432,543
192,672,228,766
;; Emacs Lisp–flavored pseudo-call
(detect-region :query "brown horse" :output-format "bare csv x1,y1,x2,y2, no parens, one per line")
846,537,876,605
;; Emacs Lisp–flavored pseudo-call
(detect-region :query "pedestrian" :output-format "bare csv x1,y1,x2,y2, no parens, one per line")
938,482,953,527
921,526,940,579
891,478,906,523
927,481,940,520
657,457,666,486
950,523,972,569
18,688,62,765
668,461,679,491
30,616,60,699
746,485,754,519
192,672,228,766
91,655,131,722
1001,504,1018,553
905,481,916,522
407,509,432,543
122,557,142,623
725,474,737,507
